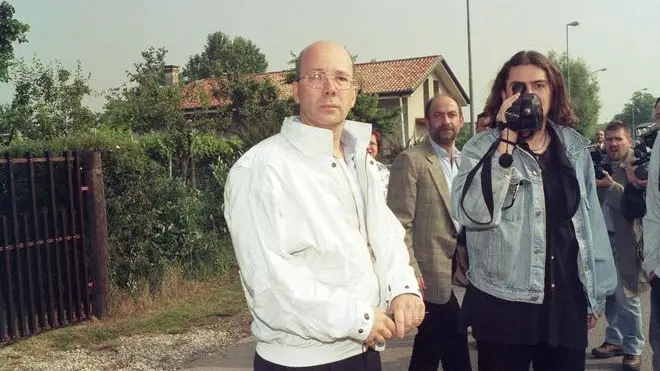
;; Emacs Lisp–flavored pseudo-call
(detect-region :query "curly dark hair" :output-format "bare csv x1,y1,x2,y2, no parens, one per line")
371,129,383,149
484,50,579,128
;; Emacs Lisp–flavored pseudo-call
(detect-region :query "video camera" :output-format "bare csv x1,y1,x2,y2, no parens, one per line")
589,146,612,180
503,82,544,134
632,123,658,180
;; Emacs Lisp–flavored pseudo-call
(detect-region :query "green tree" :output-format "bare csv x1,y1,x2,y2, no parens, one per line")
0,1,29,82
347,93,400,135
182,31,268,81
218,75,294,149
102,47,218,182
613,90,656,129
547,50,601,137
102,47,183,133
0,58,95,144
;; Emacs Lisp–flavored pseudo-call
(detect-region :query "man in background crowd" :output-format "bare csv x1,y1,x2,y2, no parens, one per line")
388,94,471,371
592,121,646,371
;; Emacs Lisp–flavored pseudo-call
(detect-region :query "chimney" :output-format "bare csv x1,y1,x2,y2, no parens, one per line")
164,65,180,86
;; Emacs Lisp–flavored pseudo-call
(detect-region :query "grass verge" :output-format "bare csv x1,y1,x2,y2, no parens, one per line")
2,268,248,355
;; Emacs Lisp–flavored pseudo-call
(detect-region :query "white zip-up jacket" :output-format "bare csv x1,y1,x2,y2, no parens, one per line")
224,116,420,366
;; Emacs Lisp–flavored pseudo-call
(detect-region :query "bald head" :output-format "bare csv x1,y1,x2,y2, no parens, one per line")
295,41,354,81
594,130,604,144
424,94,463,120
292,40,358,130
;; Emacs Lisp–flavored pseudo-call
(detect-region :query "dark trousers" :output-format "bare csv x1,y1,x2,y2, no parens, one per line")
408,292,472,371
476,342,585,371
254,350,381,371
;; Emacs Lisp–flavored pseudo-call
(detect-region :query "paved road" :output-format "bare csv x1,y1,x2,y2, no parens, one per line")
181,288,653,371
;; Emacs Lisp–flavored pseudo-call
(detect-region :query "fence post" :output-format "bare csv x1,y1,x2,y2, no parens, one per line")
83,151,109,319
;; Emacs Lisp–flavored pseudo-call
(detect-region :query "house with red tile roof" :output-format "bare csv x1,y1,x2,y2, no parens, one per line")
174,55,469,148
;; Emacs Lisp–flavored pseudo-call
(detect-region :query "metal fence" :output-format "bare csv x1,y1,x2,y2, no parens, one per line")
0,151,108,345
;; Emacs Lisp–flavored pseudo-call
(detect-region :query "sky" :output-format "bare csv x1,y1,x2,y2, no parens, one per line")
1,0,659,125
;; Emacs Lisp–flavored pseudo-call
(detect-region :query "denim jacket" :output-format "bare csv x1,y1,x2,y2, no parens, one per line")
450,122,617,315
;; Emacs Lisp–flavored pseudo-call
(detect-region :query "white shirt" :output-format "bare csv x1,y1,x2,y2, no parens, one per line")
429,137,462,231
224,116,419,367
339,141,380,308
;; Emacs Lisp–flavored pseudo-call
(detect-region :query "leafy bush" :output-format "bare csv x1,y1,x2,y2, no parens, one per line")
1,127,239,293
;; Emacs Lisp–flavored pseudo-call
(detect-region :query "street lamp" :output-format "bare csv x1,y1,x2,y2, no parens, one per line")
589,68,607,75
466,0,475,135
632,87,649,141
565,21,580,96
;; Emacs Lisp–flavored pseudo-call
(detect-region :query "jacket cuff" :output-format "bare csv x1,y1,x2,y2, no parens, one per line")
349,303,374,342
386,280,422,306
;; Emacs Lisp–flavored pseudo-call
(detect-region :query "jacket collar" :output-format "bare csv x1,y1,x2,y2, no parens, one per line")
547,120,591,157
280,116,372,158
605,148,635,166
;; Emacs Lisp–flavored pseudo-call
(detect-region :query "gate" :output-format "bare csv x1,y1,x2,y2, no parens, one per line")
0,151,108,345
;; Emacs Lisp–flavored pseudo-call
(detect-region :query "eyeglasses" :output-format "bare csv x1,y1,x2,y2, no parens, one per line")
298,71,355,90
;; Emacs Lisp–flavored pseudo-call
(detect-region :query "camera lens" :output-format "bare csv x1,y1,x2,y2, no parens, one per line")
635,163,649,181
512,82,526,94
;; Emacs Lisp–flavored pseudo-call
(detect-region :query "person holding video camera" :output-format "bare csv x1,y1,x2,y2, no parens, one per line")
642,97,660,370
451,50,616,371
590,121,645,371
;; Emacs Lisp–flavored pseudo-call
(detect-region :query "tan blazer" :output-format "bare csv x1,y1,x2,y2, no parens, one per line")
601,150,648,294
387,137,467,305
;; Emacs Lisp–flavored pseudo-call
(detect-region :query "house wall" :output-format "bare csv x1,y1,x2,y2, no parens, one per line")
406,84,425,146
405,72,461,146
376,70,462,157
376,96,404,160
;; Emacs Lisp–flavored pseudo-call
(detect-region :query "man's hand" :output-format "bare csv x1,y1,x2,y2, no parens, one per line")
625,165,648,189
389,293,425,338
417,276,426,292
363,308,396,348
595,171,615,188
587,314,599,330
650,271,657,283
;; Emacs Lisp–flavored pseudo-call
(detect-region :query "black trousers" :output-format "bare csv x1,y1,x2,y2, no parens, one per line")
254,350,381,371
408,292,472,371
476,342,585,371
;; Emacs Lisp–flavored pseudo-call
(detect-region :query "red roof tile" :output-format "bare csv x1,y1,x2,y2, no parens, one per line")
354,55,441,94
180,71,293,110
180,78,224,109
180,55,464,110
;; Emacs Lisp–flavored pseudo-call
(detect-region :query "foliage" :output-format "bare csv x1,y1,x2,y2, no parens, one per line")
0,58,96,144
0,1,30,82
613,90,656,128
182,31,268,81
102,47,183,134
1,128,241,292
216,75,294,149
102,47,227,183
455,124,472,150
547,50,602,138
348,93,400,135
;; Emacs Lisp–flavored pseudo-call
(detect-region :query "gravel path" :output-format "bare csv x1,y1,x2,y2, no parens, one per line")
0,313,252,371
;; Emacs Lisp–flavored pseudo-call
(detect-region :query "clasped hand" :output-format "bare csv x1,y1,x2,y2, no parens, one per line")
363,294,425,348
